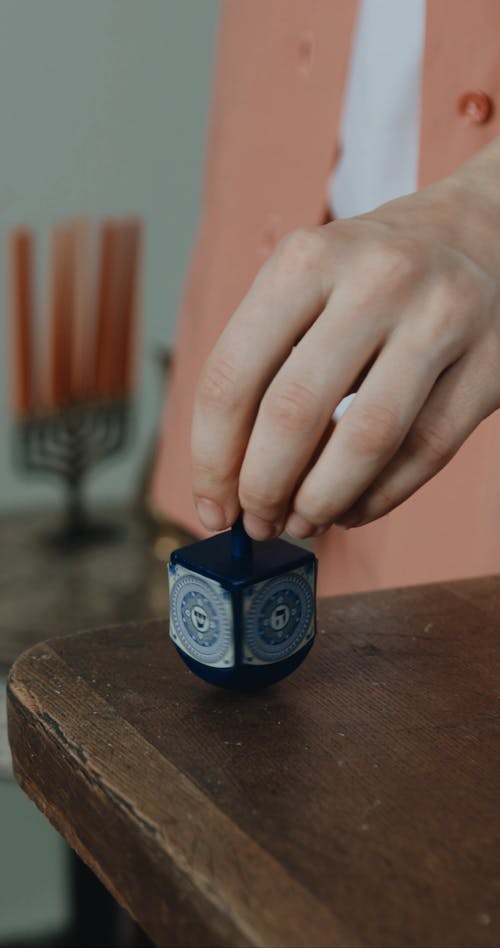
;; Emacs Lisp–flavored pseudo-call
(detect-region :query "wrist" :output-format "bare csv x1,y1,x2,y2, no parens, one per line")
365,136,500,278
431,137,500,275
448,135,500,211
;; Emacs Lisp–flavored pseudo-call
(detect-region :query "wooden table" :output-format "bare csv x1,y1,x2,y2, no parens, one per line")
7,576,500,948
0,506,191,943
0,506,191,672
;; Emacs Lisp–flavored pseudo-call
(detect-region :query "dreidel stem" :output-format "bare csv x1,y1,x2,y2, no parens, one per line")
231,512,252,560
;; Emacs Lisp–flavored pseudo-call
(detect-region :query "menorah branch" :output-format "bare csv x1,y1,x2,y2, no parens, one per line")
14,400,131,548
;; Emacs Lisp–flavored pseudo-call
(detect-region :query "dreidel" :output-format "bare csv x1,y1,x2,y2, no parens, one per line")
168,515,317,689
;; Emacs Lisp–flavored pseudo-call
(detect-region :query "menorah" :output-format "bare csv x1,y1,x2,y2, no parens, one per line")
15,402,131,546
8,217,142,548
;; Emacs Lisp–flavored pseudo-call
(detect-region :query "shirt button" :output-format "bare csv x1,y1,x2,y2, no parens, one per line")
458,90,493,125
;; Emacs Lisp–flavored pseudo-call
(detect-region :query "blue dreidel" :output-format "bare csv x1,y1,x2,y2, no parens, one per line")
168,515,317,689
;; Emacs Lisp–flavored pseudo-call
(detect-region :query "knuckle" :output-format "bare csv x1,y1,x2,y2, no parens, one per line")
422,270,475,352
296,499,326,526
191,460,234,500
294,486,331,526
347,402,402,456
275,227,327,277
294,478,333,526
191,459,224,485
406,416,456,468
264,380,323,433
420,312,457,357
371,237,421,290
198,356,239,411
238,479,283,518
345,237,421,314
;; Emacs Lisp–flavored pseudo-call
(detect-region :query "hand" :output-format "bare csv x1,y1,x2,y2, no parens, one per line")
191,139,500,540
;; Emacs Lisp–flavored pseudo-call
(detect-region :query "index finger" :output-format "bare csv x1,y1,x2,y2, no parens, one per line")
191,229,330,531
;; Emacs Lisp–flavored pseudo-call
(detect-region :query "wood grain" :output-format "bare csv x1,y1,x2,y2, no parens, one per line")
7,576,500,947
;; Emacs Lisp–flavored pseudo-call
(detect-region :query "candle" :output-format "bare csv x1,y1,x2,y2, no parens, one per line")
45,223,74,410
94,217,142,401
68,218,91,402
116,217,142,397
9,228,34,418
94,220,123,400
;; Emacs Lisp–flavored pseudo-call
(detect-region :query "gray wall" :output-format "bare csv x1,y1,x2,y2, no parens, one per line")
0,0,218,510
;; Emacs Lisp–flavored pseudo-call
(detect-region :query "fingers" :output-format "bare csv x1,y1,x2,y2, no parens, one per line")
286,325,453,534
191,229,331,530
336,337,500,527
191,215,498,539
238,294,385,539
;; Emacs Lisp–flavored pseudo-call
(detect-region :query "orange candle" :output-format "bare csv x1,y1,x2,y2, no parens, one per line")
45,224,74,410
115,217,142,398
9,228,35,418
94,220,122,401
68,218,91,402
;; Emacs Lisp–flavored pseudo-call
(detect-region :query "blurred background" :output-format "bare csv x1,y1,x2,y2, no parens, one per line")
1,0,218,509
0,0,218,943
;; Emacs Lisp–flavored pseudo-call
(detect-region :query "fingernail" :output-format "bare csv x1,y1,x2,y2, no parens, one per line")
195,498,227,531
243,512,279,541
285,512,316,539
